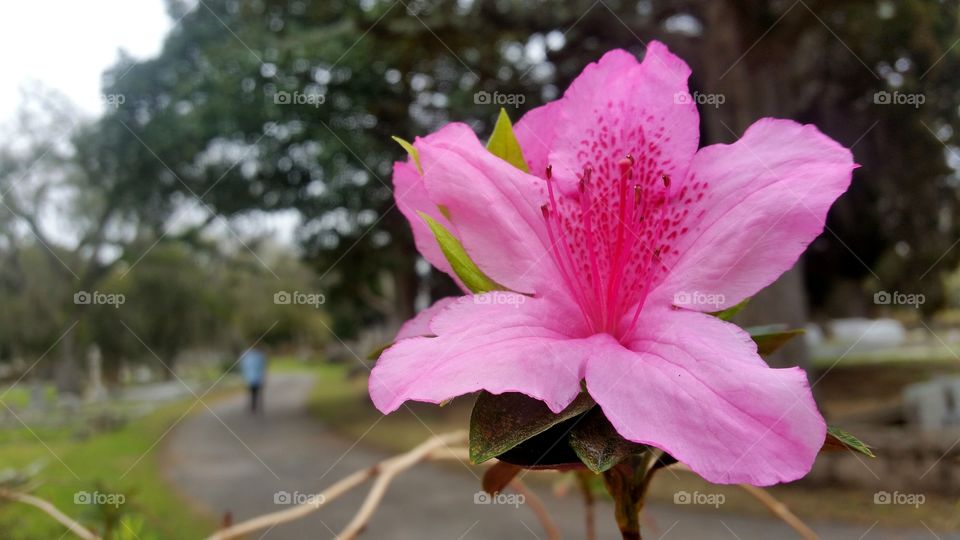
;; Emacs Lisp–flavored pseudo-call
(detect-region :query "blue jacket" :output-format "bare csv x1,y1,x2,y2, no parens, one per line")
240,349,267,385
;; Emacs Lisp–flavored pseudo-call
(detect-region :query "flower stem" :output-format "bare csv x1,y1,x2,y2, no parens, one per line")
601,452,658,540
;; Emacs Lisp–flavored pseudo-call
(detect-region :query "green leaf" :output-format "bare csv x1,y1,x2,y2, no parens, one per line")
711,298,749,321
419,212,505,294
391,136,422,174
823,426,875,458
469,391,595,464
486,108,529,173
568,407,647,473
747,324,805,356
367,342,391,360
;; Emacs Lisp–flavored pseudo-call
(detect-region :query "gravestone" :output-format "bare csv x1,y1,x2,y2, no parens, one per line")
903,377,960,430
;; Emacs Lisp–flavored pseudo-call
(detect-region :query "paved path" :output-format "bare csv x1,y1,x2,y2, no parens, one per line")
162,373,936,539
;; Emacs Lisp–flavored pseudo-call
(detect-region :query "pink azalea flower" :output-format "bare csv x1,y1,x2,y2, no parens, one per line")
370,41,855,486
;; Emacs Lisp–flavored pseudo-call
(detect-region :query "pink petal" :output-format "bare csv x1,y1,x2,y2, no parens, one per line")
370,292,600,414
546,42,700,193
653,118,855,310
393,124,478,291
513,99,562,178
393,297,459,341
586,306,826,485
417,124,561,294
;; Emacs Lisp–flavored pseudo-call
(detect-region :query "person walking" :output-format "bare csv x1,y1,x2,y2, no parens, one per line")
240,347,267,414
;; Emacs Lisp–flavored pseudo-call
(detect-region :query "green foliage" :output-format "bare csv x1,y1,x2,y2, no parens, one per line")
711,299,750,321
0,399,214,539
419,212,505,294
568,408,647,473
391,136,422,174
84,0,960,322
824,426,875,458
486,109,529,172
747,325,806,356
469,391,594,464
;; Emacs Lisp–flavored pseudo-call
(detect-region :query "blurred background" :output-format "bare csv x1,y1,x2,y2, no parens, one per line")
1,0,959,538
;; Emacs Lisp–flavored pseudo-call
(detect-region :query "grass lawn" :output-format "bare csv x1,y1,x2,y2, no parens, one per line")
304,361,471,451
304,360,960,532
0,395,222,539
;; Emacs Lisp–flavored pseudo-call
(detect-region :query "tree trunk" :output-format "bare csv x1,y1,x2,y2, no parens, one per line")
389,261,418,330
699,0,812,369
733,264,812,369
53,328,83,396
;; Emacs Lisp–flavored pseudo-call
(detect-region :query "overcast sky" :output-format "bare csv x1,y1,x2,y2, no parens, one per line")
1,1,302,247
0,0,172,122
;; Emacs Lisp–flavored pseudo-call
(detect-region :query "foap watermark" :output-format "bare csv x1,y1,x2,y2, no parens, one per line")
873,90,924,108
274,290,326,309
874,490,925,508
474,90,525,108
673,290,725,309
274,90,326,108
74,490,125,508
74,290,125,308
873,290,924,308
673,490,725,508
472,291,526,308
473,491,525,508
674,91,725,108
101,93,126,109
274,490,325,508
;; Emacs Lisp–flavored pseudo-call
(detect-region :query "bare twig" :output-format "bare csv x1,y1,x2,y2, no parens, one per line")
0,489,100,540
665,464,819,540
209,431,468,540
0,435,825,540
212,430,558,540
508,478,561,540
337,431,467,539
738,484,820,540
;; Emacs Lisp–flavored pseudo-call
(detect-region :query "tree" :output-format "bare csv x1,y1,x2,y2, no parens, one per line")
96,0,960,353
0,92,140,393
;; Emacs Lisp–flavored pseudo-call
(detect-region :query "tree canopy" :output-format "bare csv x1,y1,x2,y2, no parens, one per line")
91,0,960,327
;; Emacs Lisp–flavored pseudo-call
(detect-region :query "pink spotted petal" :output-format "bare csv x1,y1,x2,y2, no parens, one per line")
418,125,562,294
652,118,856,310
393,297,459,341
586,306,826,485
546,42,700,193
370,292,601,414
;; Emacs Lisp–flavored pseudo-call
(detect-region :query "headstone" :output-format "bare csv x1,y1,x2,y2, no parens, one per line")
830,318,907,348
86,345,107,402
904,377,960,430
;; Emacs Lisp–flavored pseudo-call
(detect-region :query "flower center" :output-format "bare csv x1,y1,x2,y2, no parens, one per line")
540,158,686,339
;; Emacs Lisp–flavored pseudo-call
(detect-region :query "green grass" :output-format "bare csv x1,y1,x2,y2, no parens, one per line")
305,362,473,452
0,385,55,410
269,355,329,374
811,345,960,369
0,397,220,539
